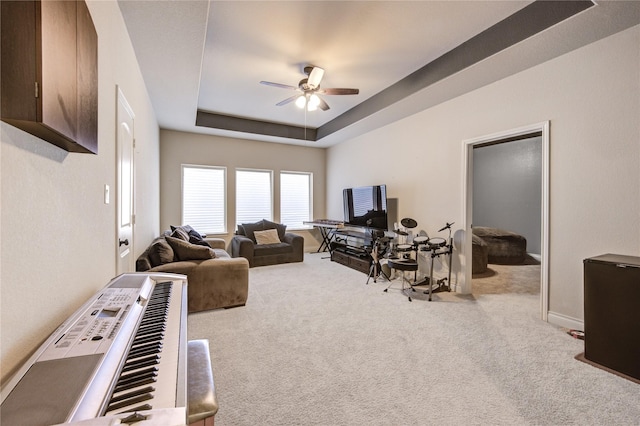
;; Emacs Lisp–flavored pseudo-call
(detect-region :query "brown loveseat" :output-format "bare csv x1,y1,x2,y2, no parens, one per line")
137,226,249,312
230,219,304,267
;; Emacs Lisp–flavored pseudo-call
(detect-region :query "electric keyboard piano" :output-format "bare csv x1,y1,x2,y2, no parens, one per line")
303,220,344,252
0,273,189,425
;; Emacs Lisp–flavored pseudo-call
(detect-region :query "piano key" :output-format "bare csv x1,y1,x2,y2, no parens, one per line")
106,391,155,412
136,323,166,333
131,331,165,345
114,373,157,388
114,376,156,393
124,353,160,366
115,366,158,383
109,385,155,404
121,355,160,372
127,345,162,360
117,403,153,415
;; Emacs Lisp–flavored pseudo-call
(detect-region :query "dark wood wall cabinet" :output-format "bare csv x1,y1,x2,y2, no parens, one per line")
1,0,98,154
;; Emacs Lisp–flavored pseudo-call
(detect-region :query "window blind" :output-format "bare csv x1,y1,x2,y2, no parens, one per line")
236,169,272,225
182,165,226,234
280,172,312,229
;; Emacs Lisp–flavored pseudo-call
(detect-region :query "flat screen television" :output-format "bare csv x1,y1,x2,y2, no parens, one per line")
343,184,388,231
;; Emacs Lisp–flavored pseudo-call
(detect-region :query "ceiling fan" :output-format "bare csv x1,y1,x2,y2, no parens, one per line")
260,66,359,111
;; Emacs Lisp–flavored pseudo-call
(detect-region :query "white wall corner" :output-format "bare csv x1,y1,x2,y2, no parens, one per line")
547,311,584,331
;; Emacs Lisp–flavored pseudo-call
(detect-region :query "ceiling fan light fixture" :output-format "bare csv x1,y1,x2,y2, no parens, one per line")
295,95,306,109
308,94,320,109
261,65,358,112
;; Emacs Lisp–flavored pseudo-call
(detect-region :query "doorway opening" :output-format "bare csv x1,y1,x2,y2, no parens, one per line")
462,122,550,321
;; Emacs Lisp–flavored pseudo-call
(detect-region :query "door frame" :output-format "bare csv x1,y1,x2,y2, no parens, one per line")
462,121,550,321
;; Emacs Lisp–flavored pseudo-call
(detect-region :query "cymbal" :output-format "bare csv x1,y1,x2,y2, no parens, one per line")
400,218,417,229
394,229,408,236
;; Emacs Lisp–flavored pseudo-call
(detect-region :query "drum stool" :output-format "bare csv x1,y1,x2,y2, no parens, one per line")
384,259,418,302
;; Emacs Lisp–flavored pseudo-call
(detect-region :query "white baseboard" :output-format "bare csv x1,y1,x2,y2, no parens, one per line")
547,310,584,330
528,252,541,262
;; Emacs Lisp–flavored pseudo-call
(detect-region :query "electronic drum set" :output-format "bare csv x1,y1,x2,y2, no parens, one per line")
367,218,454,301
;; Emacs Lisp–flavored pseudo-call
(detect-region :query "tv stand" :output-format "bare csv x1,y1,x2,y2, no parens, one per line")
330,229,374,274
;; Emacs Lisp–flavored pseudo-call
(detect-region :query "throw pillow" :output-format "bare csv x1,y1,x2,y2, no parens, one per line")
170,227,190,241
241,220,265,243
188,229,211,247
263,219,287,241
136,257,152,272
165,236,216,261
254,228,281,245
186,225,204,238
171,224,194,233
148,239,175,267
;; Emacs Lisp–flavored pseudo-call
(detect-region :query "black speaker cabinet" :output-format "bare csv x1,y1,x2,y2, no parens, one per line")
583,254,640,380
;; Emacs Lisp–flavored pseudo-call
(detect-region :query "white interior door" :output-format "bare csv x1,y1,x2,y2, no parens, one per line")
116,87,135,275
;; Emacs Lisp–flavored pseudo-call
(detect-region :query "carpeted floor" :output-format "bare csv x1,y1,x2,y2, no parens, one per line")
472,255,541,295
188,253,639,425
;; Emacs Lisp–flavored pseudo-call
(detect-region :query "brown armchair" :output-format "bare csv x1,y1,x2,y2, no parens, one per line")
230,219,304,267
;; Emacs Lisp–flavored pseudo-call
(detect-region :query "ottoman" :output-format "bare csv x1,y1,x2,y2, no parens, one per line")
472,234,489,273
472,226,527,265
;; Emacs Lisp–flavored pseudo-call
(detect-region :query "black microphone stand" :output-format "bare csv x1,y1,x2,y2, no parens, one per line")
366,232,390,284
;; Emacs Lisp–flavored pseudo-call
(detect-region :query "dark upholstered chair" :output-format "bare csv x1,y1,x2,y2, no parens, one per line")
230,219,304,267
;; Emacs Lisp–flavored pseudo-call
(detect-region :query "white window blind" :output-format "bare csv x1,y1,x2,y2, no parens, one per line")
236,169,272,226
182,165,226,234
280,172,312,229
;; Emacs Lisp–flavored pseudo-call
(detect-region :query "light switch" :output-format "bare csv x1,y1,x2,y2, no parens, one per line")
104,184,110,204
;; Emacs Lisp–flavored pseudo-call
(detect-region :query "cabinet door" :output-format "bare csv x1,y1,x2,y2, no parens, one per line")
1,1,37,121
1,0,98,153
40,0,77,142
76,0,98,153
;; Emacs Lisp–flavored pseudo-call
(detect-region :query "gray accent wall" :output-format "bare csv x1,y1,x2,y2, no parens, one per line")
472,136,542,255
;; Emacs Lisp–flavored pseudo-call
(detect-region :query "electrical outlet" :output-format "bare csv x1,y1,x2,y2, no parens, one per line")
104,184,110,204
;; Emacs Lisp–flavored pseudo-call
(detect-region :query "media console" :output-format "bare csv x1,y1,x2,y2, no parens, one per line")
331,244,371,274
330,229,374,274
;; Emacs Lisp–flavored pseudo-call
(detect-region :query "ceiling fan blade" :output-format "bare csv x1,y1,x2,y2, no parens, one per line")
307,67,325,89
320,88,359,95
276,95,300,106
260,81,298,90
317,96,330,111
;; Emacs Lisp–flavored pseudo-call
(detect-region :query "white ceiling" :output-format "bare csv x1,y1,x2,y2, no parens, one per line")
197,1,529,128
118,0,640,147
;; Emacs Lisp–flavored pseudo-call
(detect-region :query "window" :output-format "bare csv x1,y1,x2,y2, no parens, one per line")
182,165,226,234
280,172,312,229
236,169,272,226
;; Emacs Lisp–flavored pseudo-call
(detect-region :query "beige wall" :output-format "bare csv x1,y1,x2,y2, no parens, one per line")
2,3,637,384
327,25,640,326
0,0,160,381
159,130,327,251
